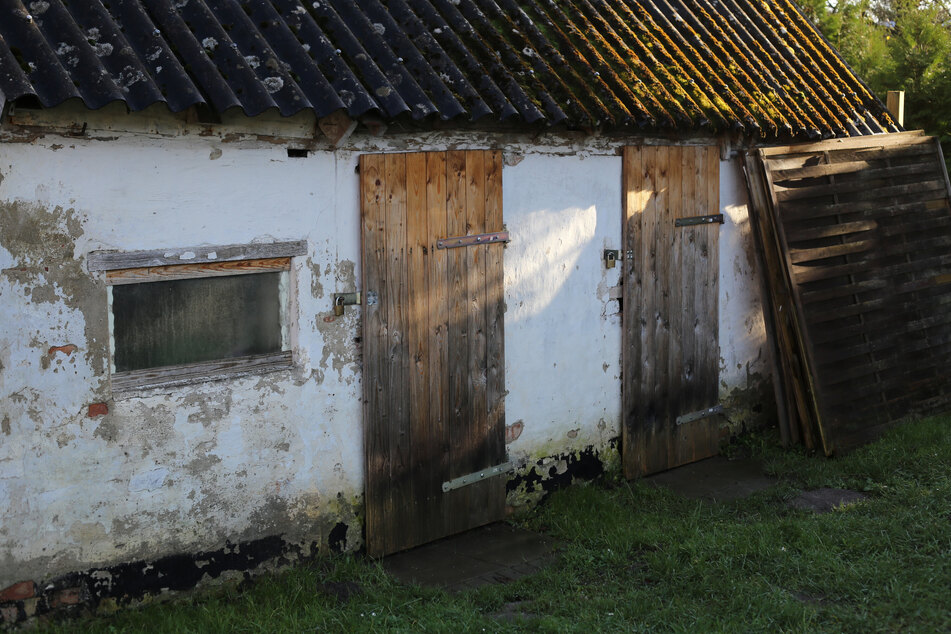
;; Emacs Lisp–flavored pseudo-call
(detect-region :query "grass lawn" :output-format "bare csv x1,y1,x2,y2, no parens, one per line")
47,416,951,632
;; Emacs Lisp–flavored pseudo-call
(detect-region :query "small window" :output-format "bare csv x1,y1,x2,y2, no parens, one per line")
88,241,306,392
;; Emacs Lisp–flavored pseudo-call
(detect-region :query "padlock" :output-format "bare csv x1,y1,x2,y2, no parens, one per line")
334,295,345,316
604,250,618,269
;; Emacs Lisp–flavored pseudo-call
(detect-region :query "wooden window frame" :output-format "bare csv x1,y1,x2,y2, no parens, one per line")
89,241,306,393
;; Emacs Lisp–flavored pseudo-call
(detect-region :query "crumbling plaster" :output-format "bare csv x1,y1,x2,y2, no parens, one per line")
0,118,771,587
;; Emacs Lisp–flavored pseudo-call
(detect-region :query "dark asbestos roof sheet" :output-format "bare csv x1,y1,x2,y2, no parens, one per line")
0,0,898,140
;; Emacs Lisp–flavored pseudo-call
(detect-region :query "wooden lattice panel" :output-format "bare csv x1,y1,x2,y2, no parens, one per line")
747,132,951,453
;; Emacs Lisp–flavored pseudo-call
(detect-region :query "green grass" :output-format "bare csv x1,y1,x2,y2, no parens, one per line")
48,416,951,632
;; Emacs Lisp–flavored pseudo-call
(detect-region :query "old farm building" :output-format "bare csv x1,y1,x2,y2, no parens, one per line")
0,0,919,614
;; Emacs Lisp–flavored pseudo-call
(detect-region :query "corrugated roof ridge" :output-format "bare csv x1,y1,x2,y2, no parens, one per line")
503,0,629,127
651,0,769,133
271,0,383,118
776,0,894,129
384,0,493,122
690,0,809,136
708,0,824,137
617,0,739,131
404,0,519,122
719,0,841,137
426,0,545,123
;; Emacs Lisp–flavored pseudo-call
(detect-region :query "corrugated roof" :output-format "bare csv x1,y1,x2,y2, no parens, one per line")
0,0,898,140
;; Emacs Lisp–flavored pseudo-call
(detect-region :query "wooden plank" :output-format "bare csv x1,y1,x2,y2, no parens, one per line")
782,194,949,223
773,156,935,180
777,179,948,204
700,145,721,415
665,145,685,468
622,145,646,479
759,130,929,157
483,149,506,520
645,145,671,475
111,351,292,392
764,142,933,171
383,153,411,553
445,149,471,534
463,149,490,529
772,163,938,200
786,221,877,243
405,152,432,547
105,258,290,285
425,151,450,546
88,240,307,271
788,240,876,264
360,153,387,557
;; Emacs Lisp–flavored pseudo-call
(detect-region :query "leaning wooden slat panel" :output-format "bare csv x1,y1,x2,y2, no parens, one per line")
383,153,412,553
404,152,432,548
444,149,471,534
360,154,388,557
425,151,450,544
483,149,506,520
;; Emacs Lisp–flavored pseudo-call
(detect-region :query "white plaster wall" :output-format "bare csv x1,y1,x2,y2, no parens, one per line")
0,124,771,586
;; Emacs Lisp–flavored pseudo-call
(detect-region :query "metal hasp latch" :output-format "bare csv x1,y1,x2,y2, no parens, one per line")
333,292,360,316
676,404,724,426
441,461,514,493
436,231,510,250
674,214,724,227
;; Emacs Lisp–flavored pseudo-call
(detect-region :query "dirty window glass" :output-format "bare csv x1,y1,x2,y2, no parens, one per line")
111,273,282,372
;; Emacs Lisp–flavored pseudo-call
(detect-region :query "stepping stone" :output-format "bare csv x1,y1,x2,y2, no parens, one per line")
789,488,867,513
644,456,777,501
381,523,557,592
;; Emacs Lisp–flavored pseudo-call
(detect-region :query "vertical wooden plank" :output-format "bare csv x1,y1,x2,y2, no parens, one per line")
646,146,671,475
623,146,651,478
445,150,470,534
484,149,506,518
698,145,721,446
425,152,450,543
665,146,685,467
360,154,387,557
383,153,411,553
405,152,430,547
463,150,489,527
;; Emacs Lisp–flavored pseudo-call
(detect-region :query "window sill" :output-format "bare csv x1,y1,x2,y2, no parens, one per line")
111,351,293,395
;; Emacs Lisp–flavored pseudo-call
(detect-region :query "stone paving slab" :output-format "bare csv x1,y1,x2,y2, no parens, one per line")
382,523,558,592
644,456,777,501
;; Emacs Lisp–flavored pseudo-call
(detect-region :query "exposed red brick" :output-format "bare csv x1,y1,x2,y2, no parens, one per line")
47,344,77,357
87,403,109,418
50,587,82,608
0,580,34,602
0,605,18,624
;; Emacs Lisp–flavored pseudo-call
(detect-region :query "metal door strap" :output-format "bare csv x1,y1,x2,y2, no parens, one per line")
436,231,510,250
676,404,724,426
442,461,514,492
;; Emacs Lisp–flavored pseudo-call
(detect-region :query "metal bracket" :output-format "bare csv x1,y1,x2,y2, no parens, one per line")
675,214,724,227
365,291,378,306
676,404,724,426
333,292,360,306
436,231,510,250
441,461,514,493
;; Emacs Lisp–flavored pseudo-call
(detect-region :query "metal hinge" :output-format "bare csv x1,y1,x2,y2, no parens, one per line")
675,214,724,227
436,231,510,250
441,461,514,492
676,404,724,426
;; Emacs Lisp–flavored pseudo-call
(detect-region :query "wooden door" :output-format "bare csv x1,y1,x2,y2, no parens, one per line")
361,150,506,557
622,145,721,479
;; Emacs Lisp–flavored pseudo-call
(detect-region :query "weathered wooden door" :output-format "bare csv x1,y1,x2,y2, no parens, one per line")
361,150,506,557
622,145,721,479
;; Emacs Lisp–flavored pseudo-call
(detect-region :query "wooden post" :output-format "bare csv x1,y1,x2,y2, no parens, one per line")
886,91,905,127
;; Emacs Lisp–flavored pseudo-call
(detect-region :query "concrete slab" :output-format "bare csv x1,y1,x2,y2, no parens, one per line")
381,523,558,592
644,456,777,501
